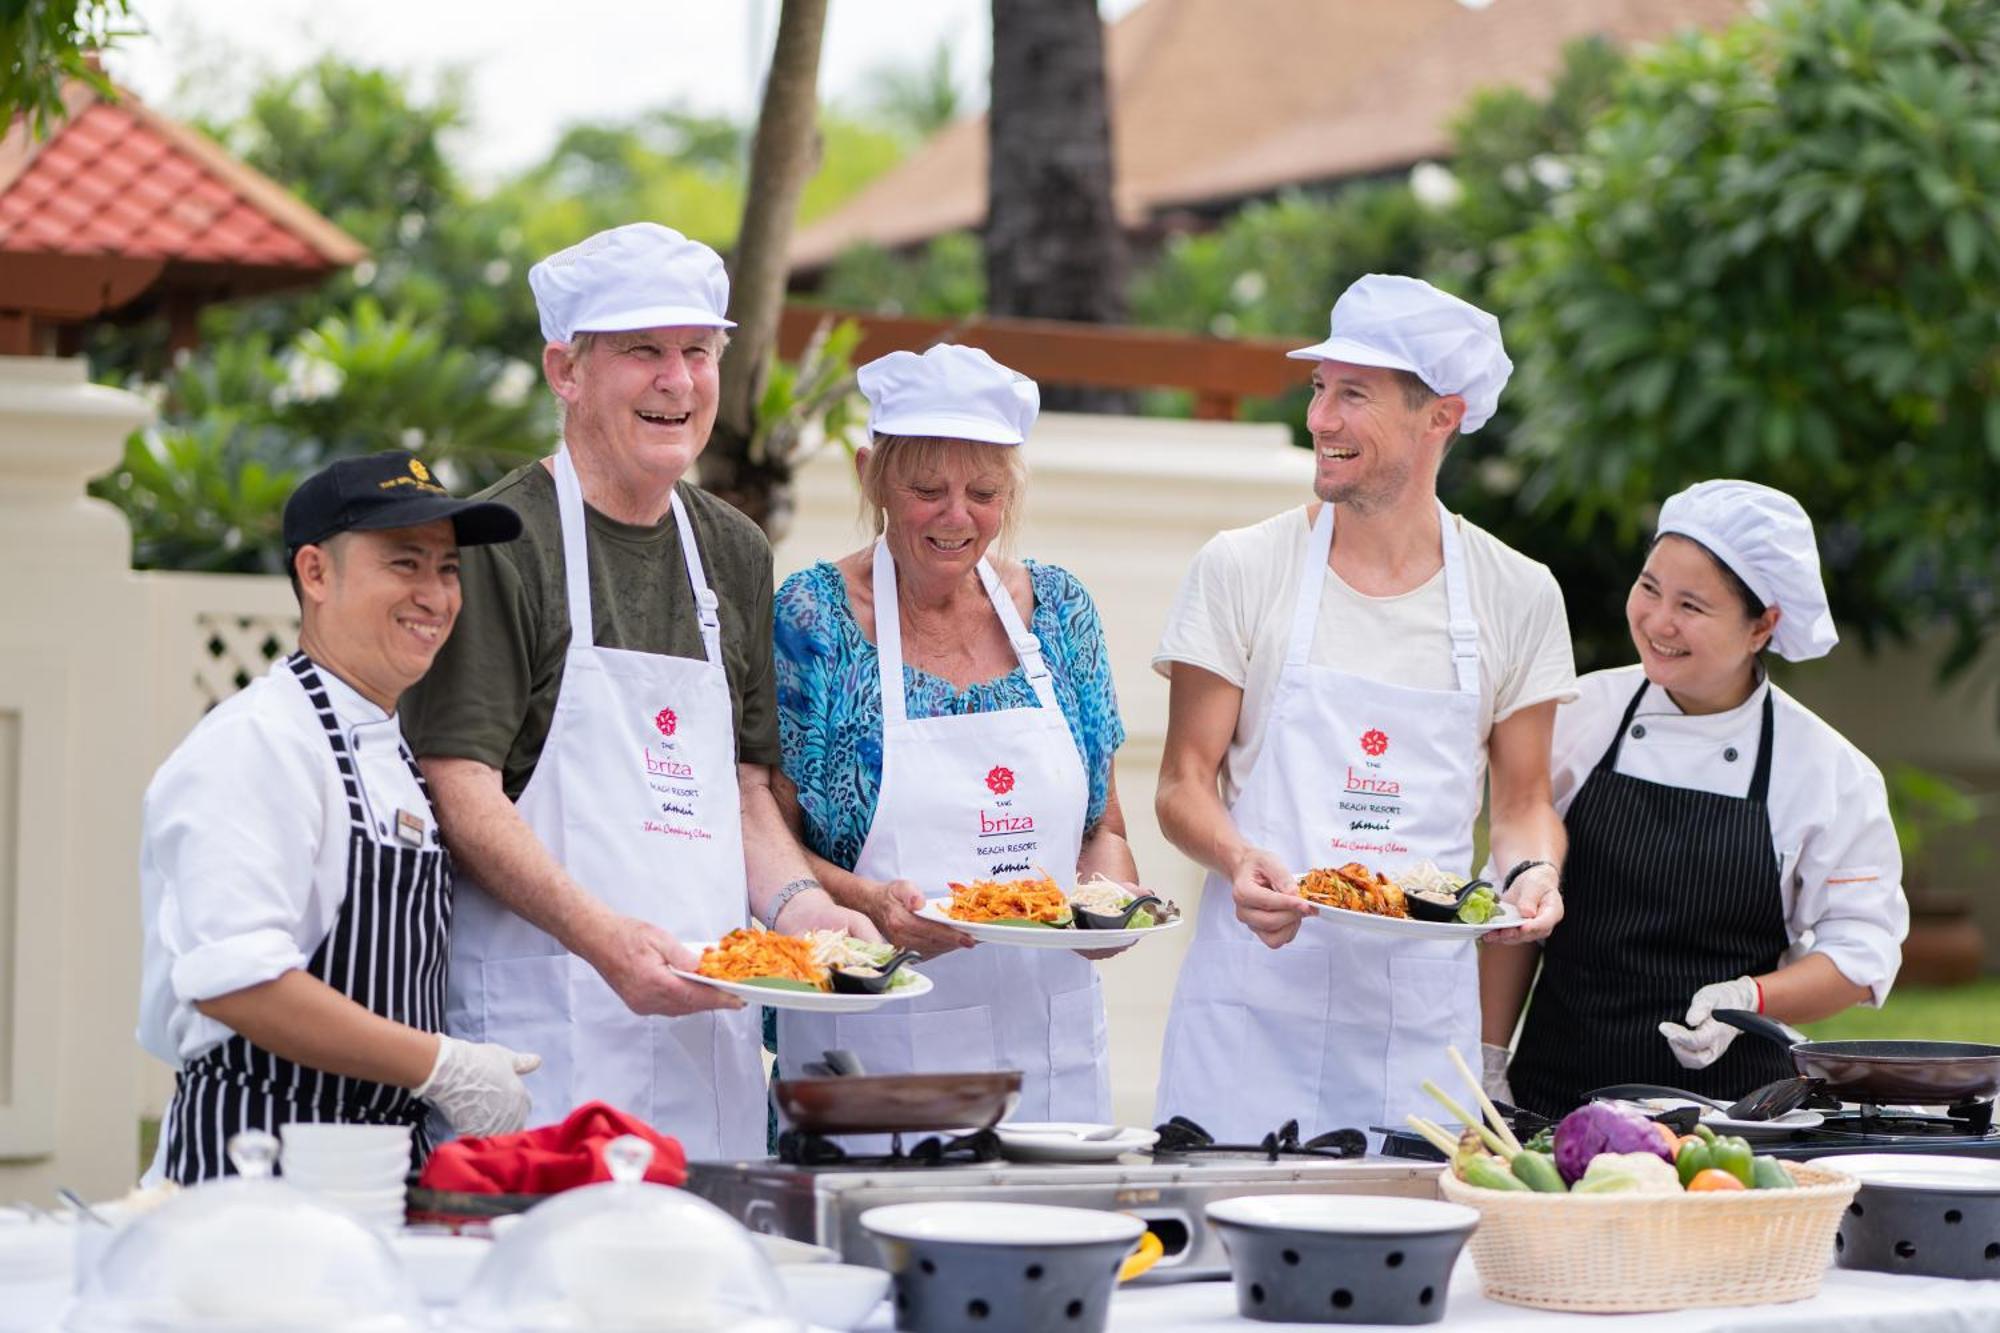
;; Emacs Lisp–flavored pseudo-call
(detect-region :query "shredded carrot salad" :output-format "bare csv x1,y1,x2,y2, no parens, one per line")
945,873,1071,923
696,928,829,989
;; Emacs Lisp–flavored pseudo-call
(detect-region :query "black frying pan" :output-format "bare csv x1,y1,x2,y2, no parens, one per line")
772,1070,1023,1135
1715,1009,2000,1104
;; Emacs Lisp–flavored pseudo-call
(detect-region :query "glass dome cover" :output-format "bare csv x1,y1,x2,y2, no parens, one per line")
451,1135,799,1332
67,1131,425,1332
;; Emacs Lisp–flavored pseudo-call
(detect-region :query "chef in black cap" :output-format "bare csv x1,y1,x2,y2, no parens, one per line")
137,452,537,1184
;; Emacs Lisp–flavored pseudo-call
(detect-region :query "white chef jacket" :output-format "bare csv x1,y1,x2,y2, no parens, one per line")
1551,664,1907,1003
138,657,440,1065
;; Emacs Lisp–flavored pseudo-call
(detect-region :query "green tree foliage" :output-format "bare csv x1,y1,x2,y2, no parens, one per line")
863,39,962,142
1495,0,2000,674
817,232,987,317
1,0,132,135
91,301,549,572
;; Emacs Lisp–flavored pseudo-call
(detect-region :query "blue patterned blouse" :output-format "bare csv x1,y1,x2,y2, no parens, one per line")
775,558,1127,870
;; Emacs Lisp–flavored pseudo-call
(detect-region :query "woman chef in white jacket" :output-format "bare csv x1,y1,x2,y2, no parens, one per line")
1486,480,1909,1115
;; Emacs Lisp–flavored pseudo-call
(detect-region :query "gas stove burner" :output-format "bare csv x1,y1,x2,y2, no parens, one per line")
1150,1116,1366,1161
774,1127,1002,1168
1823,1099,1995,1138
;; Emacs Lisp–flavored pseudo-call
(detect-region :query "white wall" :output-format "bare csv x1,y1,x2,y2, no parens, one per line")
774,412,1314,1126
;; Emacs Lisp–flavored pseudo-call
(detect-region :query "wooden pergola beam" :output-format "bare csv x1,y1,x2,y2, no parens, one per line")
778,303,1312,420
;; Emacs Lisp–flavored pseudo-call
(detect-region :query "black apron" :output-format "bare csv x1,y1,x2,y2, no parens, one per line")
164,653,452,1183
1509,680,1794,1118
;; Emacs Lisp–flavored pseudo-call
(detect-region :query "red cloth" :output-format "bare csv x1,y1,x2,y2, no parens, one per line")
418,1101,688,1194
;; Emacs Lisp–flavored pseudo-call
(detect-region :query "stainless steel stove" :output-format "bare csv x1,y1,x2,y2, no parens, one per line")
687,1147,1443,1283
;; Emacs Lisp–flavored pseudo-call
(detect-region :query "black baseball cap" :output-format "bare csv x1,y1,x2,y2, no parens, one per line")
282,451,523,552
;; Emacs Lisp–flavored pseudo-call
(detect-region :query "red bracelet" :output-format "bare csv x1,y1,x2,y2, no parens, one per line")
1753,978,1765,1013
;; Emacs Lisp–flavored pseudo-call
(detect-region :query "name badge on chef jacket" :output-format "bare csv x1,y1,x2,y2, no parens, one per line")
395,808,427,846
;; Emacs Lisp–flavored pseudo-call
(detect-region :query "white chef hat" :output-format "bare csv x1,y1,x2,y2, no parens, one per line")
1288,274,1512,433
1656,479,1838,662
528,222,734,344
857,345,1040,445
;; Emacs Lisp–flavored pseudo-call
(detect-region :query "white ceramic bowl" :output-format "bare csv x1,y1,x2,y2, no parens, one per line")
279,1122,412,1154
391,1232,490,1305
861,1201,1144,1246
293,1185,408,1208
753,1233,841,1266
284,1176,408,1192
1205,1195,1481,1234
777,1263,890,1331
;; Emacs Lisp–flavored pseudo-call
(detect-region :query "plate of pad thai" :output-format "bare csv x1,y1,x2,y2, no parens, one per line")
1296,861,1520,939
914,871,1184,949
677,926,934,1011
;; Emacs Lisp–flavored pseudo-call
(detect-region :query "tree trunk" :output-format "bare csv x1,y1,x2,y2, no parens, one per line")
986,0,1130,413
701,0,829,538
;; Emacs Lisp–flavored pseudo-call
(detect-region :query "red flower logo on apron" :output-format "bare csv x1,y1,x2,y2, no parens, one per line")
1360,728,1389,757
654,707,678,738
985,765,1016,795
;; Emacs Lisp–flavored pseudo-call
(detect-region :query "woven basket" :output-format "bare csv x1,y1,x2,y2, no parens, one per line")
1439,1161,1858,1312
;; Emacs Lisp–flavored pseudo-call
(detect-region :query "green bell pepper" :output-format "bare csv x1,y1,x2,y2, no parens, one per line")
1709,1135,1756,1189
1751,1156,1794,1190
1675,1139,1712,1189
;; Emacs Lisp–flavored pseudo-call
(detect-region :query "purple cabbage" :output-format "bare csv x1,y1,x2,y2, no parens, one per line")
1552,1104,1673,1185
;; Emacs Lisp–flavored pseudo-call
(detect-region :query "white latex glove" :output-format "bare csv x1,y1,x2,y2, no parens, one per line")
1657,976,1759,1071
1480,1042,1514,1105
416,1035,542,1138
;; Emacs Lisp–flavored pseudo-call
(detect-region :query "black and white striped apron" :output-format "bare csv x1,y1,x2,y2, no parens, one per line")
1509,680,1794,1118
163,652,452,1184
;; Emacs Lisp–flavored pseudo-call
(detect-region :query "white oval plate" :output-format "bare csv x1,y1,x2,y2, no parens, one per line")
995,1122,1160,1163
1207,1194,1480,1235
674,945,934,1013
1616,1098,1826,1139
861,1201,1145,1246
1701,1108,1825,1138
915,899,1185,950
1299,891,1522,940
1806,1153,2000,1193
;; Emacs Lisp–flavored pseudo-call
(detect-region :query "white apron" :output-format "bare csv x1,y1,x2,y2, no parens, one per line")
446,447,763,1159
777,540,1109,1139
1155,501,1485,1142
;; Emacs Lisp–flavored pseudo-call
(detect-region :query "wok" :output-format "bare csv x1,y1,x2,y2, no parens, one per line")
773,1070,1022,1135
1715,1009,2000,1104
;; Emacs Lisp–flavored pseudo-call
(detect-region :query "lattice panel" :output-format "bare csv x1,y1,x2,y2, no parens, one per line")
195,612,299,711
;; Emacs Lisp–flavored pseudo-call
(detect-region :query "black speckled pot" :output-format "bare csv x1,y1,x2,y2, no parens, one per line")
861,1202,1142,1333
1207,1195,1477,1325
1837,1182,2000,1281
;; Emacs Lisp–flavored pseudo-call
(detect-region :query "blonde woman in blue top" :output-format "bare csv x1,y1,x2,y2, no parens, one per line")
771,345,1135,1133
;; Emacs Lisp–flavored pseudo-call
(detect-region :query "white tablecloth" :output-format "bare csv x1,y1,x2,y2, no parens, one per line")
856,1257,2000,1331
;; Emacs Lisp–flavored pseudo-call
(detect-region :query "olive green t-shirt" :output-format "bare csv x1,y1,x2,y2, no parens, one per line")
400,461,780,798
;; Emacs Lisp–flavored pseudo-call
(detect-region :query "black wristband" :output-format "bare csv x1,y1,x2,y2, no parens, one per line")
1503,859,1555,892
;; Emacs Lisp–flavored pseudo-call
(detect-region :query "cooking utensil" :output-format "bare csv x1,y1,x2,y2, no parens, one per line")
1401,878,1493,924
1074,894,1166,931
1714,1009,2000,1104
774,1070,1023,1135
56,1188,110,1227
827,951,921,995
1589,1076,1825,1122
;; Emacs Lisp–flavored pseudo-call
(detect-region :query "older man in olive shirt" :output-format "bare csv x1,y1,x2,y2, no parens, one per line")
400,223,875,1153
